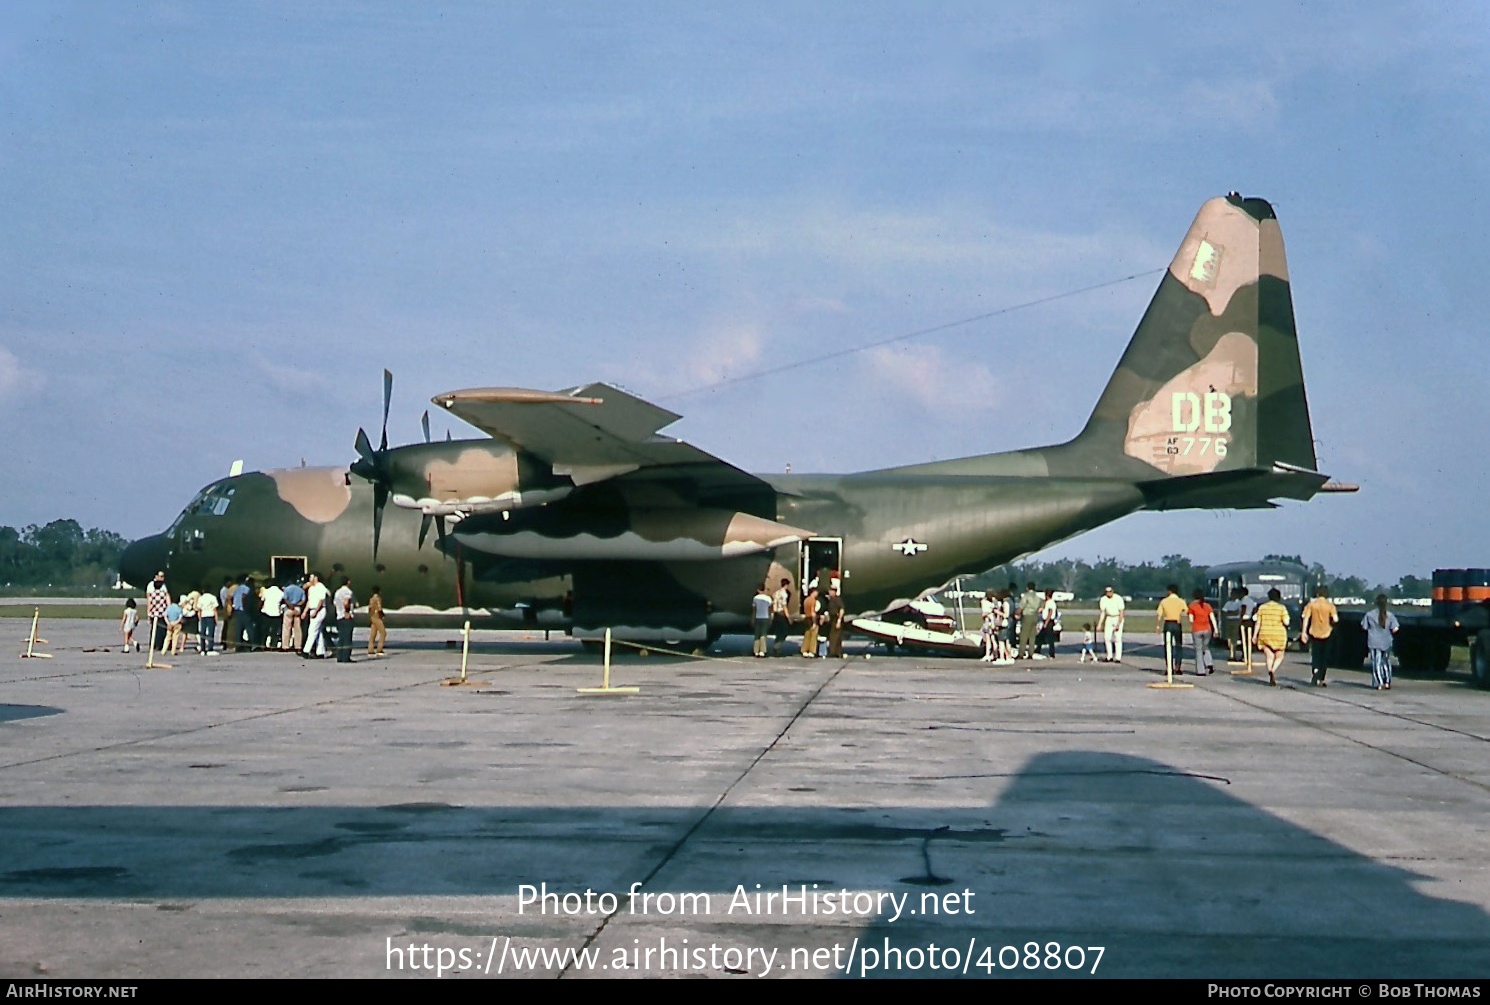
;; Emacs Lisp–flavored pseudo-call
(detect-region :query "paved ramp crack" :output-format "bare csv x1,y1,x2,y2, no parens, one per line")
559,661,846,977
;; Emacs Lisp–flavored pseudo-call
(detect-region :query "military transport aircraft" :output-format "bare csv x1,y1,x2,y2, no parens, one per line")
120,194,1354,643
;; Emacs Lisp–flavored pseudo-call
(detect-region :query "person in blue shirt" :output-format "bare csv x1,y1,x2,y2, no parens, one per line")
164,600,184,655
281,578,307,652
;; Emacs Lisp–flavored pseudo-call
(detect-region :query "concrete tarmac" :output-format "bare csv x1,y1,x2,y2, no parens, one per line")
2,620,1489,979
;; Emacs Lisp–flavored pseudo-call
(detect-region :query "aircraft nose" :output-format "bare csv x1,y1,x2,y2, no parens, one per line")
119,534,171,589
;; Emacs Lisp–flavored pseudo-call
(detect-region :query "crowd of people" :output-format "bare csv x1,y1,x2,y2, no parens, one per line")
973,580,1397,689
753,569,846,658
124,567,1405,688
743,573,1405,690
125,570,386,663
973,582,1065,664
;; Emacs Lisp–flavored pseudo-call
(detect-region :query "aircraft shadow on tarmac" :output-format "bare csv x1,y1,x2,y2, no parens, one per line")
0,751,1486,976
0,704,63,724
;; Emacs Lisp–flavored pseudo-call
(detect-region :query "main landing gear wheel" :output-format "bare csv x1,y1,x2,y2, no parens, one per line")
1470,630,1490,689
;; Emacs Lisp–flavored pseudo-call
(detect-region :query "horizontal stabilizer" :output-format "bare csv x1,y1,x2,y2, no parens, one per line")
1139,463,1330,511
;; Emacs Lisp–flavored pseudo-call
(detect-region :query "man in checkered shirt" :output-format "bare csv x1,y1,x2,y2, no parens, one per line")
145,571,171,652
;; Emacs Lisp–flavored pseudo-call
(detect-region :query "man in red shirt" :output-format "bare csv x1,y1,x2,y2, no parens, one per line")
1187,589,1217,675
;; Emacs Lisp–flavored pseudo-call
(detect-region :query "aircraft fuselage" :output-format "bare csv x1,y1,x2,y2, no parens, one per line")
122,461,1148,636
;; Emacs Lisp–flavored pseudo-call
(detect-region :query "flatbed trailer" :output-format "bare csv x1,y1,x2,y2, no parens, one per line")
1390,604,1490,685
1327,609,1485,677
1323,568,1490,686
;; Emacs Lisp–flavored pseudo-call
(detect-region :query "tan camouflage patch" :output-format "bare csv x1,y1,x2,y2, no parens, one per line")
267,467,352,523
1168,198,1261,317
766,559,797,606
621,509,811,549
724,512,814,549
1124,331,1258,474
423,448,521,502
1259,218,1289,282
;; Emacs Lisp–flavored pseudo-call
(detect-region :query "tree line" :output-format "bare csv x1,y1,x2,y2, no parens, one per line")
0,520,130,590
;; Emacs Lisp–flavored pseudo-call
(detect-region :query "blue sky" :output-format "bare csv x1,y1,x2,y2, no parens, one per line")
2,2,1486,584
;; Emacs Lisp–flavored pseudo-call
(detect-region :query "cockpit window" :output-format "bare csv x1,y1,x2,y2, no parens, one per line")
193,484,237,517
170,483,237,535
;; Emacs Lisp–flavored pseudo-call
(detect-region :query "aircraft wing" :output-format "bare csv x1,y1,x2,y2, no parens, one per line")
431,382,767,491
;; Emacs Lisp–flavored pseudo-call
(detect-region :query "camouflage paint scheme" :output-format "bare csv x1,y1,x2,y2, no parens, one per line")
121,195,1351,642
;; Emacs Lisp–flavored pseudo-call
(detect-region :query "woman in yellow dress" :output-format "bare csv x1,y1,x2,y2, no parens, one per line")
1253,588,1290,686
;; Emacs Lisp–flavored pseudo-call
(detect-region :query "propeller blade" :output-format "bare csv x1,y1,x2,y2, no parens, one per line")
421,410,430,444
350,429,379,482
372,483,388,560
380,368,393,452
418,514,432,550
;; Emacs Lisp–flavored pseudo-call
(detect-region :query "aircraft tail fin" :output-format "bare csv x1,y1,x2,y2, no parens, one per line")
1064,193,1319,485
879,194,1336,504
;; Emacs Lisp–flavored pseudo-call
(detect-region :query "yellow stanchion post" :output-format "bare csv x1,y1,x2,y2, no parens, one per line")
19,607,52,659
1148,628,1193,689
578,628,639,695
1231,624,1255,675
442,620,491,686
145,616,172,669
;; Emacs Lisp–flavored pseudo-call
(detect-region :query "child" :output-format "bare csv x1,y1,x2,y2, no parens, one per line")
164,599,185,655
1080,622,1096,662
120,598,139,652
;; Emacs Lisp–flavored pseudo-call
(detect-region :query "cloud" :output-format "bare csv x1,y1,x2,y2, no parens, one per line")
678,323,765,388
0,346,42,403
861,343,998,415
252,356,332,399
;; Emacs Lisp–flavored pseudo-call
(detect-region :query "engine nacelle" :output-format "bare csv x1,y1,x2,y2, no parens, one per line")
378,439,572,516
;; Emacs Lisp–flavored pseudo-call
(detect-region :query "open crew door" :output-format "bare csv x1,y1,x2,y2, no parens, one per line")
800,537,843,597
271,556,307,585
